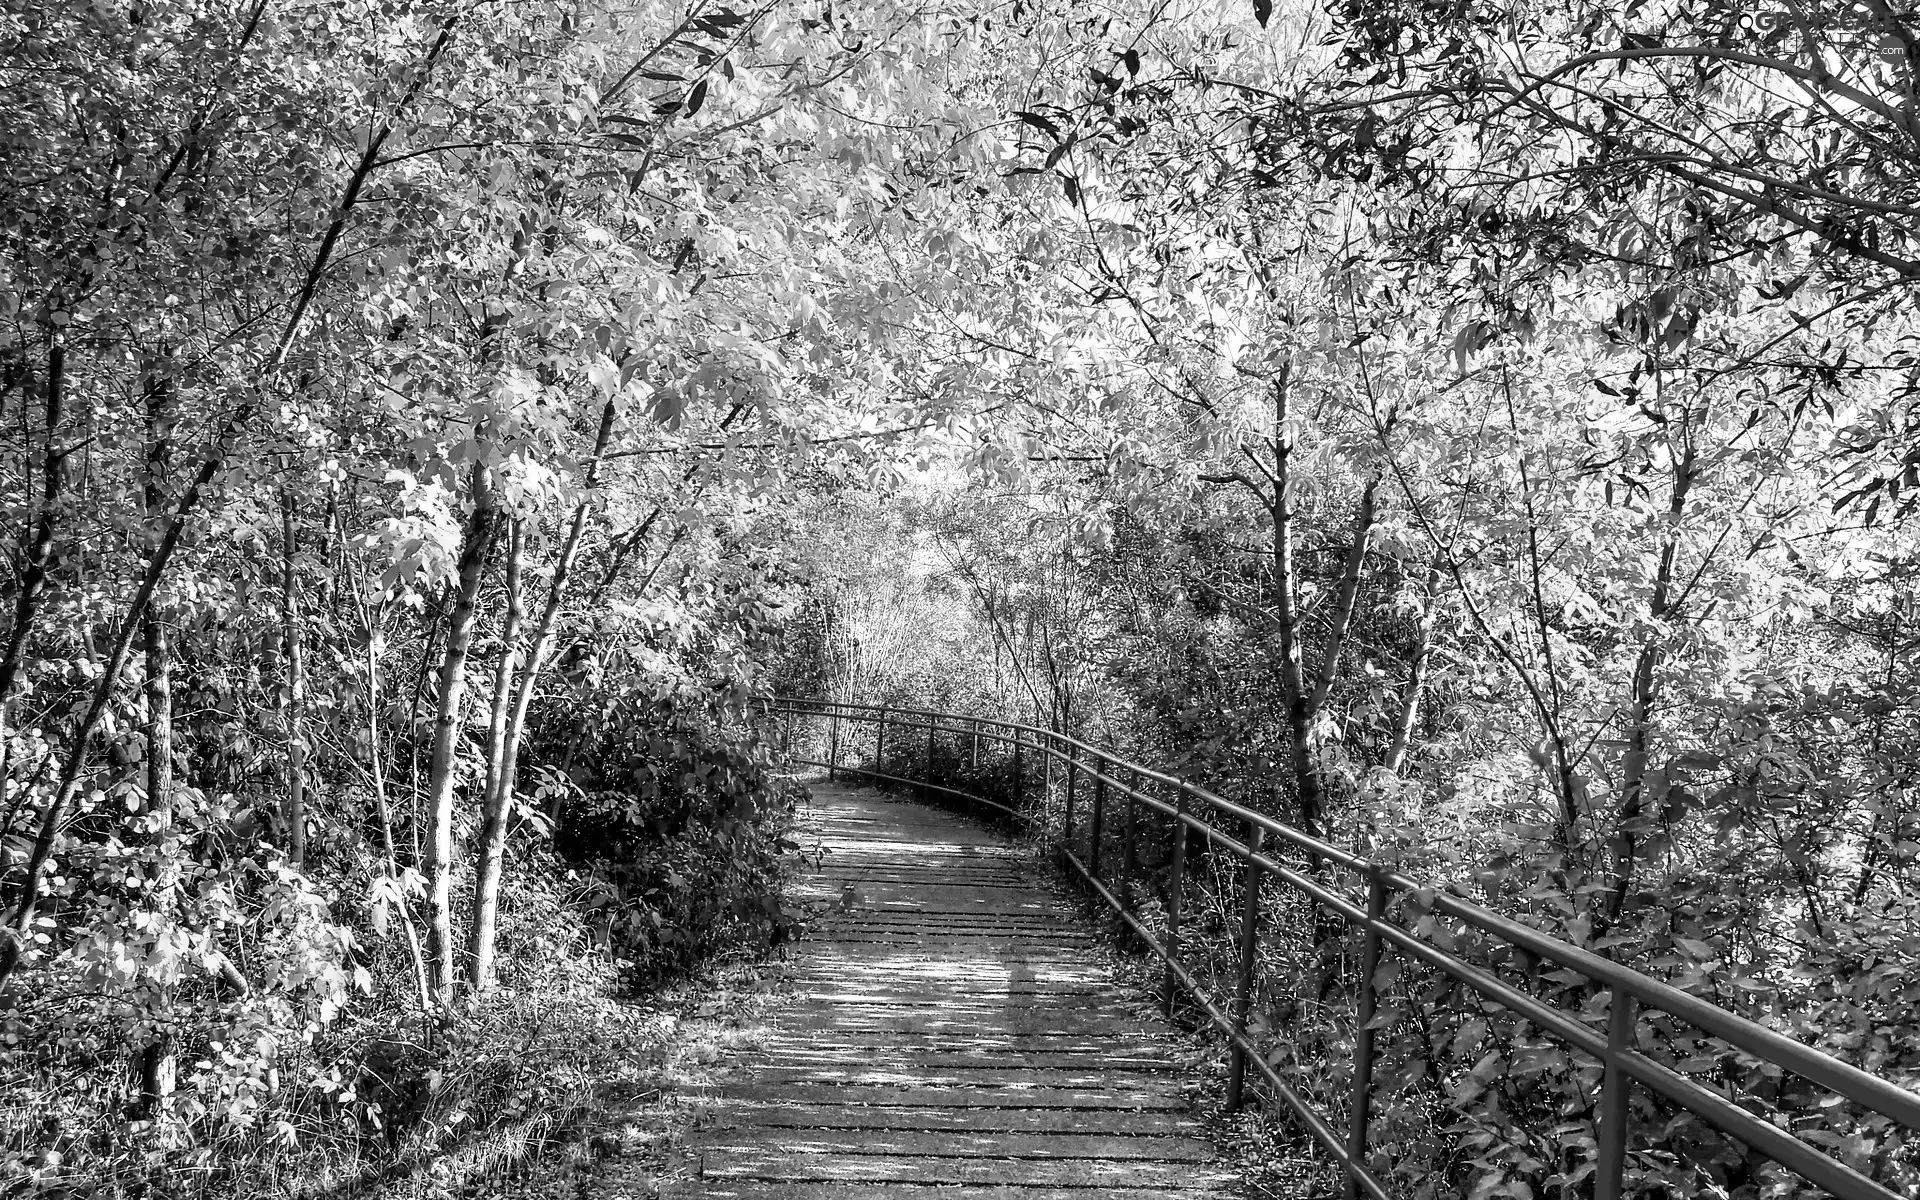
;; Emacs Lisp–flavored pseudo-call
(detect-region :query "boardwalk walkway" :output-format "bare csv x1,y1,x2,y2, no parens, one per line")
671,781,1242,1198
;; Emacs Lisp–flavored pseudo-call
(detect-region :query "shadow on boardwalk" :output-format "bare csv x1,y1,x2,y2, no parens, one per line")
664,781,1243,1199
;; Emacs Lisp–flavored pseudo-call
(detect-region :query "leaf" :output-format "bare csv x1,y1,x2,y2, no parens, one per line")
1674,936,1719,960
1062,175,1080,207
692,8,745,35
1018,111,1062,140
1252,0,1272,26
1452,320,1495,373
1123,49,1140,76
685,80,708,117
1364,1003,1405,1030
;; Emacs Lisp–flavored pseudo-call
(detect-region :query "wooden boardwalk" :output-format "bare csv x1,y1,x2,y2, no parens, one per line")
670,782,1240,1199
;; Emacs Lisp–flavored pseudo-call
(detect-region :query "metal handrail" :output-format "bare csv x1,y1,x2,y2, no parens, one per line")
765,696,1920,1200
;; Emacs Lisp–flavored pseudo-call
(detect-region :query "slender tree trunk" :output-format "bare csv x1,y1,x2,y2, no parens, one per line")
281,492,308,867
1605,443,1695,920
421,459,497,1006
134,363,176,1117
464,518,524,993
1851,607,1902,907
1384,569,1440,776
0,336,67,748
1268,368,1322,844
581,402,744,611
405,586,449,866
364,618,433,1013
1307,477,1378,714
478,519,526,820
468,398,617,993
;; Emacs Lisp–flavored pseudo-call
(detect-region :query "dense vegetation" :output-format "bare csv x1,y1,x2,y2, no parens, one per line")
3,0,1918,1196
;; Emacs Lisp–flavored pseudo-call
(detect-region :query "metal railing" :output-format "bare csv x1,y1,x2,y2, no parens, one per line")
765,697,1920,1200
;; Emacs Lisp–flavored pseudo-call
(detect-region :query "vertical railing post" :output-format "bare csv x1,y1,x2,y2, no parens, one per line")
875,709,887,781
1595,982,1636,1200
1011,729,1025,810
971,720,980,769
1162,785,1190,1013
781,708,792,754
1343,873,1388,1200
1089,763,1106,880
1064,744,1077,847
827,709,840,781
1041,734,1053,819
1120,768,1139,908
1226,823,1266,1112
924,716,936,795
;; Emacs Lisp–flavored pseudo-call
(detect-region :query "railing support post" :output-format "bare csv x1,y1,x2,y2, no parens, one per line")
1596,982,1636,1200
971,720,980,768
1041,735,1053,813
1120,768,1138,908
1162,786,1190,1013
1012,730,1024,810
827,709,839,782
924,717,936,795
1226,823,1265,1112
876,710,887,782
1089,765,1106,880
1343,873,1388,1199
1064,745,1077,846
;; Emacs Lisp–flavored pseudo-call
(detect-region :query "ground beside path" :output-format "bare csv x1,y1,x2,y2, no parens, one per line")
664,780,1244,1200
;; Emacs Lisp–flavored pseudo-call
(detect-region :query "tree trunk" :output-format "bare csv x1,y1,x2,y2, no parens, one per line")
464,518,525,993
1604,442,1695,921
420,458,497,1006
1307,476,1378,715
478,518,526,820
281,492,308,867
0,335,67,754
134,362,176,1118
468,397,617,994
1384,569,1440,776
1267,368,1322,844
364,618,433,1013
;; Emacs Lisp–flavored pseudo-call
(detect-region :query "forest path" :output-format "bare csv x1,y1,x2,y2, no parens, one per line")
664,781,1243,1199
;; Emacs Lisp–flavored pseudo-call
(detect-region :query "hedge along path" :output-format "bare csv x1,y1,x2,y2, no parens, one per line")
666,781,1243,1200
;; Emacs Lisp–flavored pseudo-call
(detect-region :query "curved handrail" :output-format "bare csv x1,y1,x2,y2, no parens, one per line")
764,696,1920,1200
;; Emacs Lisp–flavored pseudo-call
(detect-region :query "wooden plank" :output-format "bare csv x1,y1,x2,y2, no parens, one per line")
689,1083,1188,1109
755,1035,1181,1057
764,1015,1166,1037
693,1152,1241,1187
692,1128,1218,1161
758,1049,1180,1070
694,1104,1199,1135
736,1065,1178,1089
